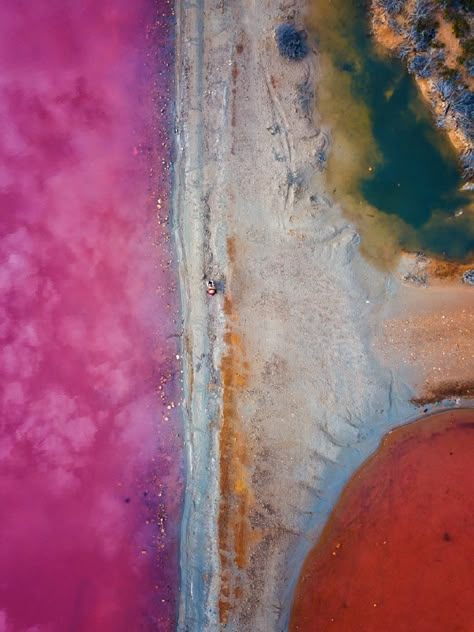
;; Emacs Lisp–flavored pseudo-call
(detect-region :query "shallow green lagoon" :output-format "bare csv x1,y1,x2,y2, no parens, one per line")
307,0,474,261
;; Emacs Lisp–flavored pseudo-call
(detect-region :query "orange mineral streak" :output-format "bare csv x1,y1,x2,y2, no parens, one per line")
226,235,237,265
426,258,474,282
218,238,255,624
290,409,474,632
411,380,474,405
400,250,474,283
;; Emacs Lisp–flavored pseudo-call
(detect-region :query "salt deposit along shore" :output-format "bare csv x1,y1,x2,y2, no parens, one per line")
173,1,474,630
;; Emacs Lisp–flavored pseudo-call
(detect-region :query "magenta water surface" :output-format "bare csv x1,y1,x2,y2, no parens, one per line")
0,1,183,630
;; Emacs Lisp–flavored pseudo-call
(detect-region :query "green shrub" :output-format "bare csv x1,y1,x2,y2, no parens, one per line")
439,65,459,79
462,38,474,57
452,15,470,38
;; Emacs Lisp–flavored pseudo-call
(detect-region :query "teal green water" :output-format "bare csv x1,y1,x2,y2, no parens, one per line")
308,0,474,261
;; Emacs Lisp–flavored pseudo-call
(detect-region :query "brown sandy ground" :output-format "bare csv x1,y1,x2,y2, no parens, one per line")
174,1,474,631
375,254,474,406
176,1,406,629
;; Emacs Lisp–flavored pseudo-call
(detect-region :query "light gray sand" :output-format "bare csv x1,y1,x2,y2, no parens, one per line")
173,1,472,630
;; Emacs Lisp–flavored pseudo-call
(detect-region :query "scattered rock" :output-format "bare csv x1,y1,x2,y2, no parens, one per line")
462,269,474,285
403,272,428,287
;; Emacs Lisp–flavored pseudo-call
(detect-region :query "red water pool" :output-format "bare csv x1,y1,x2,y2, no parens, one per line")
0,1,182,630
290,409,474,632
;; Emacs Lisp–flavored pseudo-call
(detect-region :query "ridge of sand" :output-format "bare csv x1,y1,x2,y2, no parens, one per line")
173,1,473,630
174,1,222,628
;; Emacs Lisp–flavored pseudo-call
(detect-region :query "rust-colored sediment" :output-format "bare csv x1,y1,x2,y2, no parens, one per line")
412,380,474,405
218,237,255,624
230,37,245,143
400,250,474,283
426,258,474,282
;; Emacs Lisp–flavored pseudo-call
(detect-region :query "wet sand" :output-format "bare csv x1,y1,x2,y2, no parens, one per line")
0,1,182,630
290,408,474,632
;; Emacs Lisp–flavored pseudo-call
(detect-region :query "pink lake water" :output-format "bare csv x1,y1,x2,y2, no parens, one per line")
0,1,183,630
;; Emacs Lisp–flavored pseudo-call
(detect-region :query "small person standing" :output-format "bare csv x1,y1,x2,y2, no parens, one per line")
206,280,217,296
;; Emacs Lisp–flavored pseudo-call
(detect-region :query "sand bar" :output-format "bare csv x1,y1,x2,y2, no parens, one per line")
174,1,474,630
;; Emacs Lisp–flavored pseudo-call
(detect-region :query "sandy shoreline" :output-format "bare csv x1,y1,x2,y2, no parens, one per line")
173,1,222,627
173,1,474,630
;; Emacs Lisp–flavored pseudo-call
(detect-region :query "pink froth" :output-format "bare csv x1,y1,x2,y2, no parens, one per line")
0,1,182,631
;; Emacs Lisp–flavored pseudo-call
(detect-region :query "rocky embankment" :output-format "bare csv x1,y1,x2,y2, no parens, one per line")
372,0,474,187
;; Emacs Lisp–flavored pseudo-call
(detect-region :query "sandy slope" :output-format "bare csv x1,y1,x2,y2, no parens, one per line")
173,1,473,630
